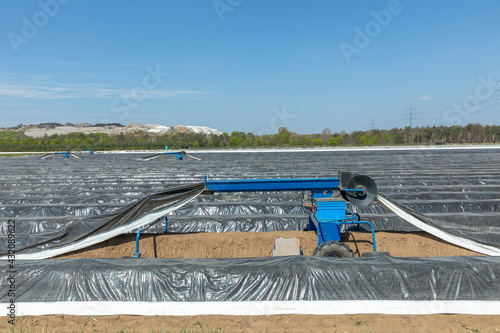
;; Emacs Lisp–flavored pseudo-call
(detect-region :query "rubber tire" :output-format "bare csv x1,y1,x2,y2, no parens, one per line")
361,251,391,258
313,241,354,258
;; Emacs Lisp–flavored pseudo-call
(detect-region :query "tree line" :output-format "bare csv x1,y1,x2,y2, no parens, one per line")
0,124,499,152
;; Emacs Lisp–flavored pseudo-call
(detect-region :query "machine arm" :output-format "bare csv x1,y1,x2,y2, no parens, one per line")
205,175,340,193
204,174,376,205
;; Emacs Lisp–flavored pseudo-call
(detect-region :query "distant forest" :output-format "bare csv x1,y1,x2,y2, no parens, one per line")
1,124,500,152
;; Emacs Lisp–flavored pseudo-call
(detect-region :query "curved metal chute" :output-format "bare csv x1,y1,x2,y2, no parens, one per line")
343,175,378,207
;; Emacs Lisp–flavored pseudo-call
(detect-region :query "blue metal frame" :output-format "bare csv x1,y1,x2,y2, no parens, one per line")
308,215,376,251
131,176,379,258
133,216,169,257
309,198,376,250
162,152,184,160
205,175,378,252
54,152,70,158
132,229,143,258
205,175,341,194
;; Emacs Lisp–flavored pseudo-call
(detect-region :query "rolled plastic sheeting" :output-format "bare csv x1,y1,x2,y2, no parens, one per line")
186,153,202,160
376,195,500,256
0,183,204,259
2,256,500,315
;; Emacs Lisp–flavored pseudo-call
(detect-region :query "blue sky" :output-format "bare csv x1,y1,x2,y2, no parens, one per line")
1,0,499,134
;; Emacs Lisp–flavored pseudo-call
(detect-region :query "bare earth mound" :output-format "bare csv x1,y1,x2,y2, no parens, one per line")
58,230,482,259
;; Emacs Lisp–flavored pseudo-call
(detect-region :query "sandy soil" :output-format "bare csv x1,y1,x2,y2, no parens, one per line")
5,313,500,332
58,230,482,259
5,231,496,332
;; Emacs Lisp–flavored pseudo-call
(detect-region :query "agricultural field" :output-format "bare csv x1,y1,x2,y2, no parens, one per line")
1,147,500,332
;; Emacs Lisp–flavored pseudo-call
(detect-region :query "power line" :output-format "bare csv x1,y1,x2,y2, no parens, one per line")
405,105,417,128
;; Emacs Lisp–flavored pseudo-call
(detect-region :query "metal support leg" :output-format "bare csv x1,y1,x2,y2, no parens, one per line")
132,229,143,258
163,216,168,233
341,220,377,252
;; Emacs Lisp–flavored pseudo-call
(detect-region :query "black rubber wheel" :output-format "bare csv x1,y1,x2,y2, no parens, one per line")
361,251,391,258
313,241,354,258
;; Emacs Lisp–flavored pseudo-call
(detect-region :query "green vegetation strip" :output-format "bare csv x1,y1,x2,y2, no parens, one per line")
1,124,499,152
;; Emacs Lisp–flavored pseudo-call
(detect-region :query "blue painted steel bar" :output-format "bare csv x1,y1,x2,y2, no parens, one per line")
161,152,184,160
132,229,143,258
54,152,70,158
340,188,364,192
205,176,341,193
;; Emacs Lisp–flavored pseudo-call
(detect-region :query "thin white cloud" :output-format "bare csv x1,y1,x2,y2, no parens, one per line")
419,95,431,101
0,82,210,100
30,60,153,68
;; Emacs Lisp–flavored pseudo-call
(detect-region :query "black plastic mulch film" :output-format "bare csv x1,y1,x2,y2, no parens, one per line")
1,256,500,303
1,150,500,254
0,182,204,255
0,149,500,303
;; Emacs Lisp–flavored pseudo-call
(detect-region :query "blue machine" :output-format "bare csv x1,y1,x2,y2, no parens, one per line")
132,172,380,258
40,151,77,159
56,152,70,158
204,174,378,257
141,151,187,161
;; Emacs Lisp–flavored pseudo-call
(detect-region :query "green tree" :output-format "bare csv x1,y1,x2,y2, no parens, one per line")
311,138,323,146
369,135,379,145
381,134,391,145
359,134,370,145
229,131,246,147
391,133,405,145
328,136,344,146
